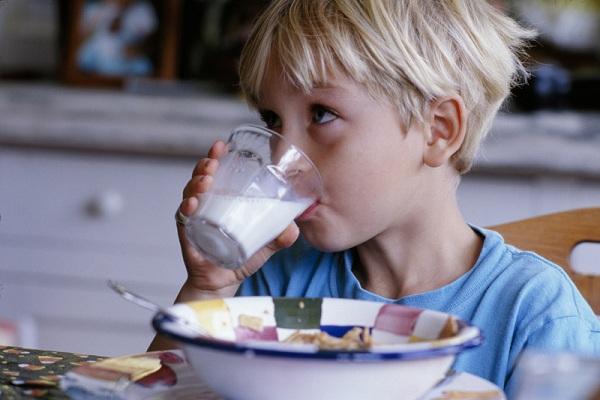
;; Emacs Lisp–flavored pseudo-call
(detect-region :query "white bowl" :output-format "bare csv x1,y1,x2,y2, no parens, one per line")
153,296,482,400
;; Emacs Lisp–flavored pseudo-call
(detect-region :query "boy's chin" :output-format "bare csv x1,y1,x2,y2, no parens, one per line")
300,229,354,253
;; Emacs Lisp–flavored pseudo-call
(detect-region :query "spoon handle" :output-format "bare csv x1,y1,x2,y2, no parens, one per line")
106,280,211,337
107,280,162,313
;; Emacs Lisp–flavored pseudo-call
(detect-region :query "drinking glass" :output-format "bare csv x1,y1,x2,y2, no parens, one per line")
184,124,323,269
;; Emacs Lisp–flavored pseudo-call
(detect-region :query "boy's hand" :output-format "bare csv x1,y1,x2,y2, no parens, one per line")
176,140,300,298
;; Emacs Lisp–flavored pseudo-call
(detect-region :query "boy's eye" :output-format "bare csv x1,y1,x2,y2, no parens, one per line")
259,110,281,129
312,106,337,124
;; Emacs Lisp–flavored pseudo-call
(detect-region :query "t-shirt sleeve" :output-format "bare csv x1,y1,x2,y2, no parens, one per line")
526,316,600,354
505,316,600,397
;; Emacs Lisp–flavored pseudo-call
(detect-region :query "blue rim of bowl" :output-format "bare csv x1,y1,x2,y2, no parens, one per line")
152,312,484,362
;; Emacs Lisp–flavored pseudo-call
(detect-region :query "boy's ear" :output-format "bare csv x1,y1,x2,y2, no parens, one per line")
423,96,466,168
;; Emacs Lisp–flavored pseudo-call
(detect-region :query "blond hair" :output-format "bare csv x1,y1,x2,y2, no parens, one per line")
239,0,535,173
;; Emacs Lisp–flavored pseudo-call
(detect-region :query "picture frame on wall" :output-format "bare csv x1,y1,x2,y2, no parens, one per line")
61,0,181,87
178,0,268,92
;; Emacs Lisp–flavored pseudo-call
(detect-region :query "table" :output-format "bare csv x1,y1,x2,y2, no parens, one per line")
1,346,505,400
0,346,105,399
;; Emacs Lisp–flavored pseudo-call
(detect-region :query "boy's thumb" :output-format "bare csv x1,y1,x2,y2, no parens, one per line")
268,223,300,252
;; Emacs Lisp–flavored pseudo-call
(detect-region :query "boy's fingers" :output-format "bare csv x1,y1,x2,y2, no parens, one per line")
176,219,203,263
191,159,208,177
176,198,205,263
244,223,299,274
192,158,219,177
208,140,227,159
265,223,300,252
182,175,213,199
190,140,226,177
179,197,198,217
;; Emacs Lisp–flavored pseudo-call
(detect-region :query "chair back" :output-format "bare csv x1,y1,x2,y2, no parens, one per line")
489,208,600,315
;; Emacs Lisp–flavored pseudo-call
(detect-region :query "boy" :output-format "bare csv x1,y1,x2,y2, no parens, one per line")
151,0,600,396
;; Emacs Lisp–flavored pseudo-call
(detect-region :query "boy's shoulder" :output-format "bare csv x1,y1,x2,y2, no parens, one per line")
478,227,598,326
478,226,574,282
496,234,570,283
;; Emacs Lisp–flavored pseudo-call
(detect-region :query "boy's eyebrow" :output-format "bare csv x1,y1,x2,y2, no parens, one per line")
254,81,352,110
311,84,349,93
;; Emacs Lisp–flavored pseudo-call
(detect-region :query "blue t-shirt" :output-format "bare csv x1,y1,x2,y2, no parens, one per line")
237,227,600,396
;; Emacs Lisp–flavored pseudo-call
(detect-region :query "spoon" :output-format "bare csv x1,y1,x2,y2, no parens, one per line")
107,280,212,338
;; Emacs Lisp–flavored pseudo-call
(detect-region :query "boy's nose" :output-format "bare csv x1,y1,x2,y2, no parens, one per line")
271,152,321,200
282,122,315,149
269,133,305,168
268,130,321,197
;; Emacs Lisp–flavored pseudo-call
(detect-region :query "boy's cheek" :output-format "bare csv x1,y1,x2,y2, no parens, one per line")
298,219,347,252
299,214,372,253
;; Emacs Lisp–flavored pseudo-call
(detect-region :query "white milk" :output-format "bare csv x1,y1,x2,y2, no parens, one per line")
194,193,311,259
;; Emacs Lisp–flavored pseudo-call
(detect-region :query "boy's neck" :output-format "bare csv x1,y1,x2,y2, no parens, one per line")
352,195,482,300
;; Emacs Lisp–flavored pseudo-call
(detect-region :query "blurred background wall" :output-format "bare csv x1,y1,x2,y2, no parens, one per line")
0,0,599,356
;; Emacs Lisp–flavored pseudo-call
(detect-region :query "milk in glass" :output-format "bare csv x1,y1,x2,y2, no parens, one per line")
188,193,311,261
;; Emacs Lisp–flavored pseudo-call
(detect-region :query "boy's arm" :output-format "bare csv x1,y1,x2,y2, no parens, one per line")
148,139,300,352
147,281,240,352
505,315,600,398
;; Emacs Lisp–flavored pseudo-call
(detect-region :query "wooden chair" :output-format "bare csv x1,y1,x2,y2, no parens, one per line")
489,208,600,315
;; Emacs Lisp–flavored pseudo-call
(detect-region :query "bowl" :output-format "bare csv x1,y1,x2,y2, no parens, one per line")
153,296,482,400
